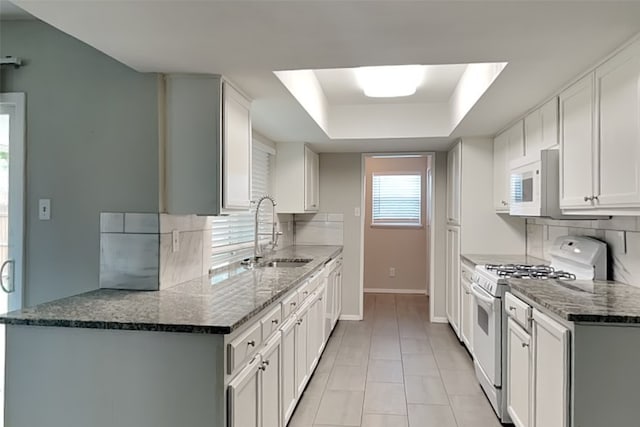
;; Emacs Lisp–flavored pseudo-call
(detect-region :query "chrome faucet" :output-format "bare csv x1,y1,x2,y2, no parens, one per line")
254,195,281,259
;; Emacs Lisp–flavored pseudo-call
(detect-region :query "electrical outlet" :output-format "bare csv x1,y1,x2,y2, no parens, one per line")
172,230,180,253
354,207,360,217
389,267,396,278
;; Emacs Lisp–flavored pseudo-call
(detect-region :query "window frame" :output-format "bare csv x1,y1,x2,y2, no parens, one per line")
370,170,424,228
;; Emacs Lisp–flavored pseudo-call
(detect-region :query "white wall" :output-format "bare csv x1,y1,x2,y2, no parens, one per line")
317,153,362,318
0,20,160,306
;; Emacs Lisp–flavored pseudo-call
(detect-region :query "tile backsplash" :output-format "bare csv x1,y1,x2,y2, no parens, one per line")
294,213,344,245
526,217,640,286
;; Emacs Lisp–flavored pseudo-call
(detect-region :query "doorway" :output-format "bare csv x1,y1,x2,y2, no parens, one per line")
0,92,26,426
360,153,433,302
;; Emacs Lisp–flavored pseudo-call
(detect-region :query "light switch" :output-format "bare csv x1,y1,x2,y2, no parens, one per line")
39,199,51,220
354,207,361,217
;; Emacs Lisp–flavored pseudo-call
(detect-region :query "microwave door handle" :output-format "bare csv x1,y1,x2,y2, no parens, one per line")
470,284,495,310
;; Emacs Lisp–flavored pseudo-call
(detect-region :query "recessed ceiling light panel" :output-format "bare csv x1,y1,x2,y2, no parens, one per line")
355,65,424,98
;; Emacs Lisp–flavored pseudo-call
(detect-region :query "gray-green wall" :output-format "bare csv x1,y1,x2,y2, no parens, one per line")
0,20,159,306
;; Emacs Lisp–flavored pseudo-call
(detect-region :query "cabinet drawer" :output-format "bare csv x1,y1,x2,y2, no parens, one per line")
461,265,474,284
282,291,300,318
261,305,282,340
298,281,313,303
228,321,262,374
505,292,532,331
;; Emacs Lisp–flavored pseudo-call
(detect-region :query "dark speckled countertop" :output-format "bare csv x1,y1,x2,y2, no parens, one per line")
509,278,640,324
461,254,547,267
0,245,342,334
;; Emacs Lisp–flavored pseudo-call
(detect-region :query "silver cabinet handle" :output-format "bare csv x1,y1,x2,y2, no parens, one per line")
509,306,516,311
521,342,529,348
271,319,279,325
296,319,303,325
259,361,268,371
303,291,308,296
247,340,256,347
584,196,594,202
291,302,297,307
0,259,14,294
593,195,599,201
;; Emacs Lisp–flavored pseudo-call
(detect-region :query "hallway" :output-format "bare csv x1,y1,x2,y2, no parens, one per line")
288,294,501,427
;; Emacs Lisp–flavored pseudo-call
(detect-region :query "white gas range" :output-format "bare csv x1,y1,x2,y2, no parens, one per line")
470,236,607,424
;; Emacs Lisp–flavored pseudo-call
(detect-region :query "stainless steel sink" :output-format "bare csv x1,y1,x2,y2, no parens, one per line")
259,259,312,268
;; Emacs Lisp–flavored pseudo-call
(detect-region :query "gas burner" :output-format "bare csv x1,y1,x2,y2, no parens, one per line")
483,264,576,281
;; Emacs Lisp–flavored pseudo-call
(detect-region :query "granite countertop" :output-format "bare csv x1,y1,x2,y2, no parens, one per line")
0,245,343,334
461,254,548,267
509,278,640,324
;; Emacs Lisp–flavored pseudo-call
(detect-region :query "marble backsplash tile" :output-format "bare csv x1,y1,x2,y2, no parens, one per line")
527,217,640,286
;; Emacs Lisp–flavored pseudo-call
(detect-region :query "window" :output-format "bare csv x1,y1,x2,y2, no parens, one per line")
371,172,422,226
210,141,275,269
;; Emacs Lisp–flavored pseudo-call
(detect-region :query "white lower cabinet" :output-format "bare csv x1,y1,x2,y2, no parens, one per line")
227,261,338,427
295,304,310,396
507,318,532,427
280,316,297,425
445,225,461,338
228,355,261,427
260,335,282,427
460,267,473,354
532,309,570,427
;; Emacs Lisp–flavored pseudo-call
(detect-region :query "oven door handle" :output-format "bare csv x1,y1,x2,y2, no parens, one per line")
470,284,495,310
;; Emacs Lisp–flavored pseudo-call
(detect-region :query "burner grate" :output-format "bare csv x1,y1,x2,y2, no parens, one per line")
484,263,576,281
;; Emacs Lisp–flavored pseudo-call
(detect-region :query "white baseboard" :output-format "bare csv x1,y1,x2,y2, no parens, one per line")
431,316,449,324
339,314,362,321
364,288,427,295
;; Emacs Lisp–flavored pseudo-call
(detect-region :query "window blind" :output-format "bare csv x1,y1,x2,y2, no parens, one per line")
372,172,422,226
210,142,275,269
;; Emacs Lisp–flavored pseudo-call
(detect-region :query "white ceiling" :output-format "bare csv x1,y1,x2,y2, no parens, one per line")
7,1,640,152
313,64,467,105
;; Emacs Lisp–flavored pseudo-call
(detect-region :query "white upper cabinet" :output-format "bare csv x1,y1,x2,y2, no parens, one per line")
303,147,320,211
164,74,252,215
275,143,320,213
524,98,559,161
447,142,461,225
558,38,640,214
493,131,511,212
559,73,596,209
594,39,640,208
508,120,525,162
222,82,252,210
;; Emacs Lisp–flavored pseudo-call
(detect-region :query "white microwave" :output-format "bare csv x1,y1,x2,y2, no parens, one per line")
509,149,562,217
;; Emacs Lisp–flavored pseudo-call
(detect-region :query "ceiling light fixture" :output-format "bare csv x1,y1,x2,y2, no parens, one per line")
355,65,424,98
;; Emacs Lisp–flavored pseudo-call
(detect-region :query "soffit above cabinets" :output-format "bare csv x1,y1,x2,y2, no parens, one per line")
7,1,640,151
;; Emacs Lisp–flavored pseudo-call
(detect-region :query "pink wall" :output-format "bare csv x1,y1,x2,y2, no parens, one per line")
363,156,430,293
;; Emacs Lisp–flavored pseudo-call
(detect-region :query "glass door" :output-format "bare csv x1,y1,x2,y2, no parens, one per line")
0,93,26,426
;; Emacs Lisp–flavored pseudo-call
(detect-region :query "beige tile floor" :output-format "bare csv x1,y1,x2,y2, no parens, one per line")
288,293,502,427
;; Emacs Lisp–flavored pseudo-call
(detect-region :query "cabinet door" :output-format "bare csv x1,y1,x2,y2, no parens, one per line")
280,317,297,425
460,277,473,353
325,271,335,334
533,310,570,427
228,355,261,427
507,318,532,427
304,147,319,212
493,132,511,212
446,142,461,225
540,97,559,150
260,336,282,427
445,226,461,338
595,40,640,208
335,265,343,324
222,82,252,210
525,110,543,161
295,308,309,396
306,296,320,373
559,73,596,209
508,120,525,161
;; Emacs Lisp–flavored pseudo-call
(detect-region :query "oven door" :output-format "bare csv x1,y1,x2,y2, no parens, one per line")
471,283,503,387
